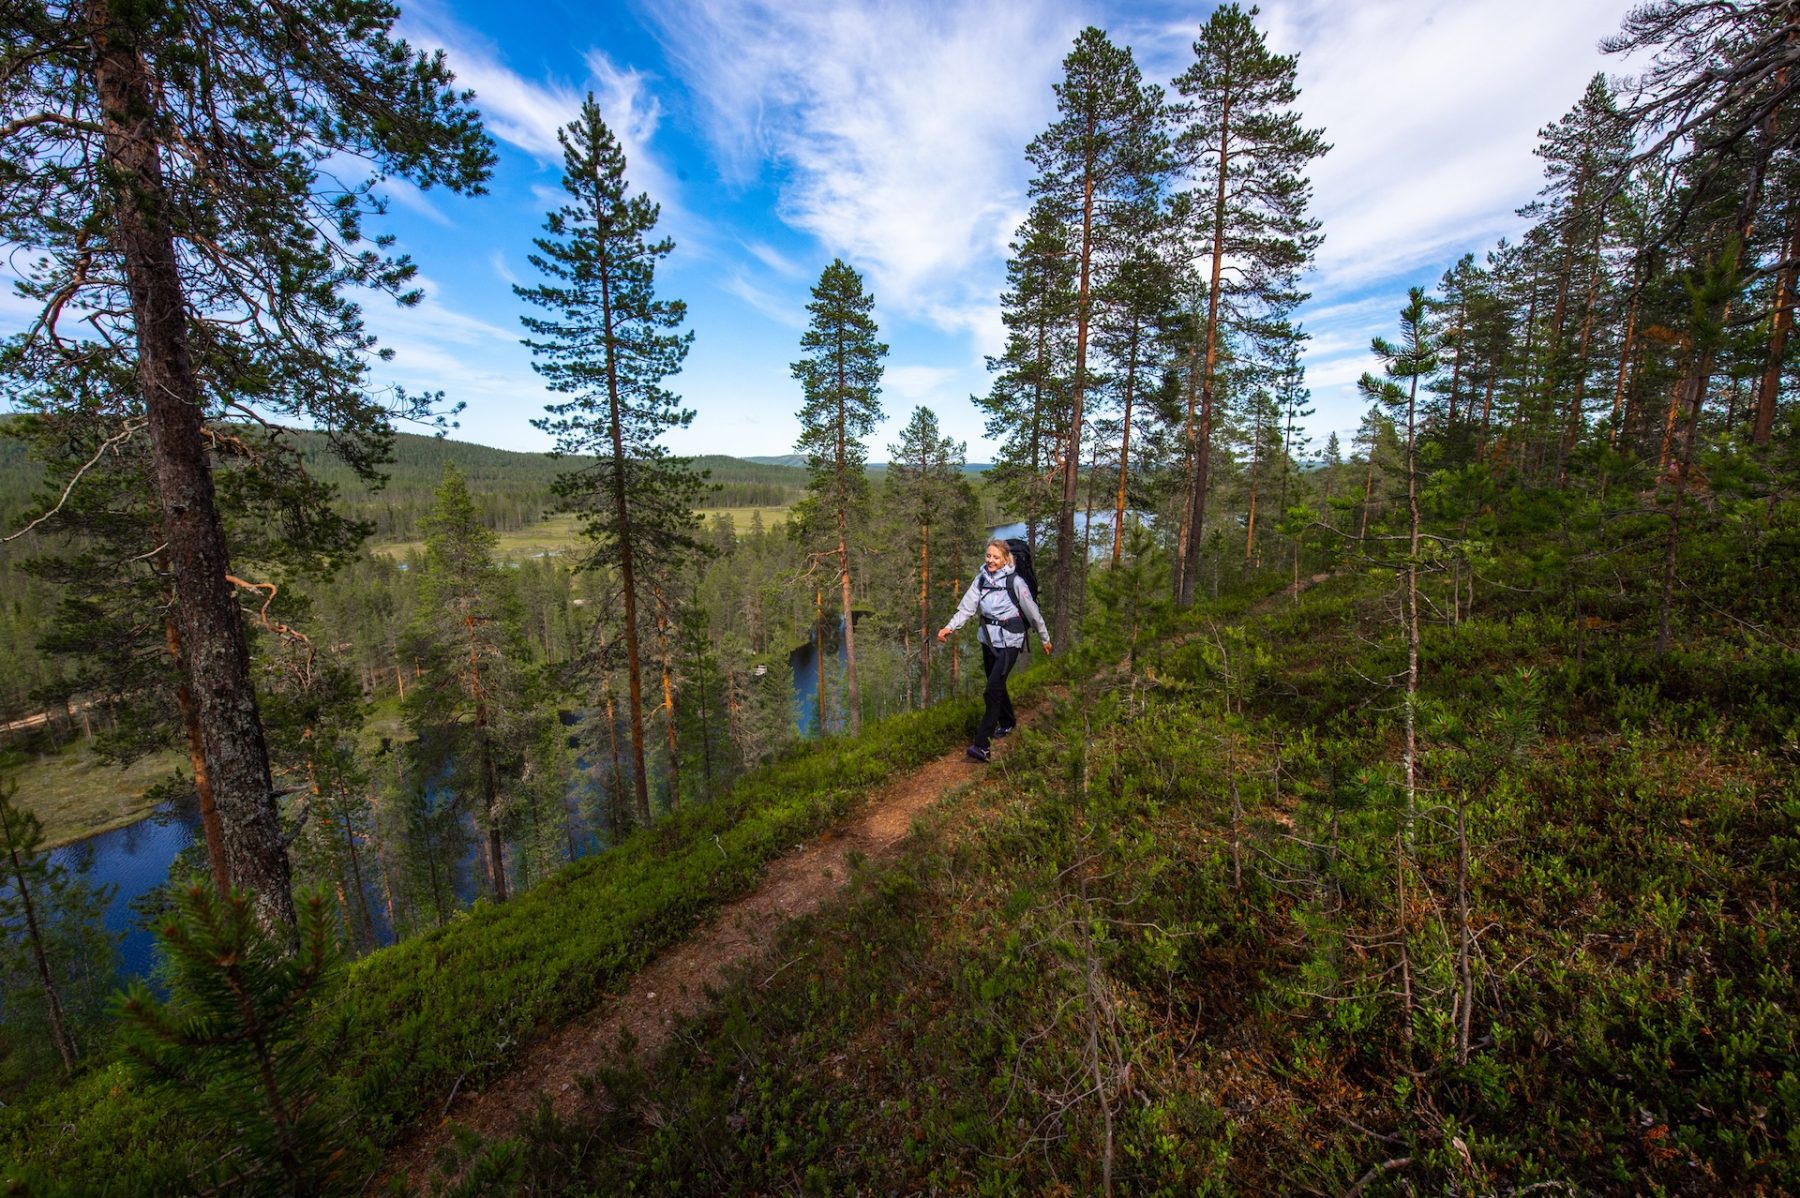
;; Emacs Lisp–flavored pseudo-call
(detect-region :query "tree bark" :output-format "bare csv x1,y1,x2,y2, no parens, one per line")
815,587,827,735
461,614,508,903
167,619,230,895
654,584,680,811
1610,271,1642,448
1180,98,1233,607
595,211,651,828
1755,204,1799,445
1111,318,1139,566
1557,213,1609,486
91,4,293,932
918,524,931,708
1055,164,1096,643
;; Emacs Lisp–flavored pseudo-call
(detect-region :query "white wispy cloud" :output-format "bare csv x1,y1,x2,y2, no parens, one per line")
643,0,1081,333
742,240,807,280
718,271,808,330
376,175,453,227
399,6,700,247
355,272,537,422
884,364,964,407
1260,0,1633,303
489,251,520,288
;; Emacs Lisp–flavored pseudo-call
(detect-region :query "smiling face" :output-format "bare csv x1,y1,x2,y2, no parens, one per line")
984,543,1007,573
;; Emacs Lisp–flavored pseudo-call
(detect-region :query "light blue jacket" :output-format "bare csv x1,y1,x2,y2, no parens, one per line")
944,564,1049,650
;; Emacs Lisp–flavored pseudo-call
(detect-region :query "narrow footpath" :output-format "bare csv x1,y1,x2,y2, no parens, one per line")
383,709,1043,1191
384,575,1331,1189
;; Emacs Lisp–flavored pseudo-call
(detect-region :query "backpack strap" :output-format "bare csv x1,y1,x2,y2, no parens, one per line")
977,572,1027,639
1005,575,1030,653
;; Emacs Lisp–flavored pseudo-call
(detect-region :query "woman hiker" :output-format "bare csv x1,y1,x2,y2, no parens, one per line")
938,539,1052,762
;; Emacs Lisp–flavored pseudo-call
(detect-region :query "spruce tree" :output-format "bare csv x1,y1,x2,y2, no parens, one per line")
1027,27,1169,643
791,260,887,736
1,0,494,933
1171,3,1328,605
521,94,705,826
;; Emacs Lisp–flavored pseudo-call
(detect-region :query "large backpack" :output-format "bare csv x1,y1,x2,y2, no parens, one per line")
990,537,1039,653
1005,537,1038,601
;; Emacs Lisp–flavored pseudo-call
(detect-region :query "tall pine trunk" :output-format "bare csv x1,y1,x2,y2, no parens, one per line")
1055,167,1097,645
815,588,827,736
654,584,681,811
1179,96,1232,606
1111,320,1140,566
834,363,862,735
595,234,652,827
918,526,931,708
91,5,293,932
1755,204,1799,446
167,620,230,894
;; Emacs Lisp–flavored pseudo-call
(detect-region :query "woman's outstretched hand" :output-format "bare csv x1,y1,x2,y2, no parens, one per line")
937,627,950,643
1042,641,1052,655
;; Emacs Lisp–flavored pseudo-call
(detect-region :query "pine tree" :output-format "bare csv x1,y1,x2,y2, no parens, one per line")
1431,254,1481,428
405,463,532,903
1171,3,1329,605
116,886,343,1194
1027,27,1170,643
886,407,973,707
1359,288,1441,826
791,260,887,736
522,95,706,826
1275,339,1315,514
1094,216,1179,566
979,200,1077,558
0,0,494,934
1519,75,1632,484
1605,0,1800,236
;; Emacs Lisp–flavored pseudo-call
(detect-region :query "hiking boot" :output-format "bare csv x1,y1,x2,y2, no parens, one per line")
965,744,992,763
994,724,1015,739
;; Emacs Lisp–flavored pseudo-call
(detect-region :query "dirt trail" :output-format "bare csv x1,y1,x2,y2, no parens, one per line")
384,723,1035,1190
384,579,1331,1189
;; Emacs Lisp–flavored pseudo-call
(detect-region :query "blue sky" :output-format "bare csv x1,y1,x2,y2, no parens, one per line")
7,0,1642,463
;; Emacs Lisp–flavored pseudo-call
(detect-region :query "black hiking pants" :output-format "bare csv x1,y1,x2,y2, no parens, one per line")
974,643,1020,749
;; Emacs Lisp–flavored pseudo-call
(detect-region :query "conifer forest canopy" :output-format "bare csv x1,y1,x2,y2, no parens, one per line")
0,1,1798,1194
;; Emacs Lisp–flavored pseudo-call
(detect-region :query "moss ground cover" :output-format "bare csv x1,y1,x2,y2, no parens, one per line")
430,573,1798,1196
0,695,981,1194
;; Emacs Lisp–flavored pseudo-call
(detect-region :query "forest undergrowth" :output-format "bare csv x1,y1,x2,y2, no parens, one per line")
425,571,1799,1197
0,698,987,1195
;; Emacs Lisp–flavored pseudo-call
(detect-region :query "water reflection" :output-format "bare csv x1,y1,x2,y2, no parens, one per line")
51,797,200,984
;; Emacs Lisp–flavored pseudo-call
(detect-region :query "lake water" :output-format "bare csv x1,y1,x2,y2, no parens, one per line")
51,798,201,983
989,510,1151,553
50,788,490,987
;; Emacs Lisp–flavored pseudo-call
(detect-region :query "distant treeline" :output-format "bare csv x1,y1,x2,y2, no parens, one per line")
296,433,812,539
0,423,822,721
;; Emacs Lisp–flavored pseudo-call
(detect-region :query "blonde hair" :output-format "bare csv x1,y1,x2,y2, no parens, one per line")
985,538,1014,565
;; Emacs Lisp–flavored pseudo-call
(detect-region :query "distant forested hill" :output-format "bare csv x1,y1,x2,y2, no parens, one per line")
295,431,812,539
0,420,814,542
